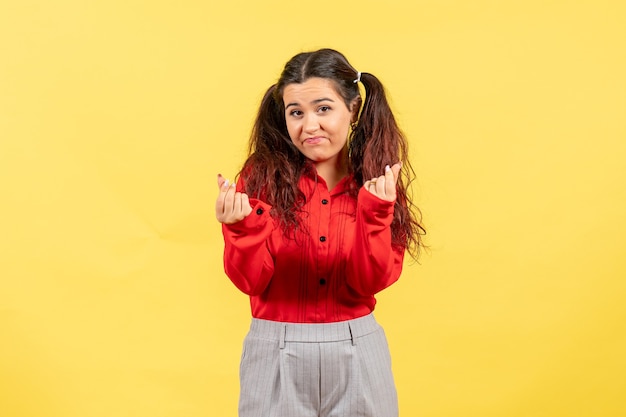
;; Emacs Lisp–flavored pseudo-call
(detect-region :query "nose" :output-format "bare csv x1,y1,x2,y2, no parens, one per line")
302,113,319,133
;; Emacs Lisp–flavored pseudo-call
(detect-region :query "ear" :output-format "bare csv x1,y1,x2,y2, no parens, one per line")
349,96,362,124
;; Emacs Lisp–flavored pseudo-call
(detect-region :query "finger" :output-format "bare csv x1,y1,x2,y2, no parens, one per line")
217,173,227,189
384,164,397,198
219,178,230,193
215,196,224,219
375,174,386,197
215,178,231,215
384,164,394,183
223,183,236,215
365,178,377,192
233,192,243,215
241,193,253,217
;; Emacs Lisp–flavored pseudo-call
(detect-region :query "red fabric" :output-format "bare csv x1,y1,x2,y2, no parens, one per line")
221,172,404,323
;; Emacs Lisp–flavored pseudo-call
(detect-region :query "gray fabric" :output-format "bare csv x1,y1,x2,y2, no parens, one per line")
239,314,398,417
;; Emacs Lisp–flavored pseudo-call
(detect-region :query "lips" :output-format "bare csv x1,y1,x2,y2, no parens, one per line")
304,136,325,145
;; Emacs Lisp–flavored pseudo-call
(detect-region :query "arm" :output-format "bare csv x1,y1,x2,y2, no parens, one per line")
346,163,405,295
216,175,275,295
346,188,405,295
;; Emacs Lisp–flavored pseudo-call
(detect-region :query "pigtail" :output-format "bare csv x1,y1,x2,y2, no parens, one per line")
350,73,405,182
239,84,307,233
349,72,425,258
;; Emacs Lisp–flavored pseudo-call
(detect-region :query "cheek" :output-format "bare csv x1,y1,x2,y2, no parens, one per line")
330,118,350,138
286,120,300,142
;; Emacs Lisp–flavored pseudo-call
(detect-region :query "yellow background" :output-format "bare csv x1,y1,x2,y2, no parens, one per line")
1,1,625,416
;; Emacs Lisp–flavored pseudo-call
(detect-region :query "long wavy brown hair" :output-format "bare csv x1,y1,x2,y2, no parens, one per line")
238,49,425,258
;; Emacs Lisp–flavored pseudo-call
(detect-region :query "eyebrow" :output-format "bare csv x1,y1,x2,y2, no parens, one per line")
285,97,336,110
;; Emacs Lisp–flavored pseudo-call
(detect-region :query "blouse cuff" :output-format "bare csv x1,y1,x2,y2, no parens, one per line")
222,199,272,235
357,187,395,225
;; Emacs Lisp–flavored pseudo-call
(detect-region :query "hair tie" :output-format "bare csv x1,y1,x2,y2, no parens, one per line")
353,71,361,84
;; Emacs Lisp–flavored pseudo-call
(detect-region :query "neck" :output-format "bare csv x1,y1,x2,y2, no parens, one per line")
314,149,349,191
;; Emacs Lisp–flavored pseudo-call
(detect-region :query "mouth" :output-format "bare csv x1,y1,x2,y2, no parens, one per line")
303,136,325,145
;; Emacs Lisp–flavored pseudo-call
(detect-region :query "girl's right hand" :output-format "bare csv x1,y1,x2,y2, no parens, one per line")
215,174,253,224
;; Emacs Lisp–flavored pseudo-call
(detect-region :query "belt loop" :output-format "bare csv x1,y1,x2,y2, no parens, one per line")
279,323,286,349
348,322,356,346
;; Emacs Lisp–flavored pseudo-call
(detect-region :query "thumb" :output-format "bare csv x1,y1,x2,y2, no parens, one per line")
390,162,402,182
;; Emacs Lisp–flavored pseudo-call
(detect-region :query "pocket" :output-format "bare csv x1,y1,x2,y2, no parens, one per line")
355,329,398,417
239,335,281,385
239,336,283,416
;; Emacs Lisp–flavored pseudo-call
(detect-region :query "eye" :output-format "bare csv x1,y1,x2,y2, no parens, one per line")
288,109,303,117
318,105,331,113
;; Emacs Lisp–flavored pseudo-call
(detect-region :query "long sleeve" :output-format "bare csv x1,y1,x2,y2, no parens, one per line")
222,198,275,296
221,173,403,322
345,187,405,296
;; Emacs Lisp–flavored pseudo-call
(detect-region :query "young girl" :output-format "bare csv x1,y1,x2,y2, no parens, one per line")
215,48,424,417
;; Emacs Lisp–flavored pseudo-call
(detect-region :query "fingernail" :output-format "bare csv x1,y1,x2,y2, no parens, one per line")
224,179,229,188
385,165,390,172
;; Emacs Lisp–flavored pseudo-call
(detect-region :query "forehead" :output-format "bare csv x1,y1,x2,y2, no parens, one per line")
282,77,342,103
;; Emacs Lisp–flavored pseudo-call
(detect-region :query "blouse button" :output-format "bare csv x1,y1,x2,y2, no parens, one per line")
319,236,327,242
321,199,329,205
319,278,326,285
256,208,264,215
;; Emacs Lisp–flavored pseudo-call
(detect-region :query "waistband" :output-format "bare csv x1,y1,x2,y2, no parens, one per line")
247,314,380,347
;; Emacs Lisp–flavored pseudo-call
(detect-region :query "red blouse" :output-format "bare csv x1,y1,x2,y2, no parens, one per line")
221,171,404,323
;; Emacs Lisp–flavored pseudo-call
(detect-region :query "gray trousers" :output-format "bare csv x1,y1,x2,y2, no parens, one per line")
239,314,398,417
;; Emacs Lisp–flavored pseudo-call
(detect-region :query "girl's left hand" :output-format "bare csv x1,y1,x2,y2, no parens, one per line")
363,162,401,202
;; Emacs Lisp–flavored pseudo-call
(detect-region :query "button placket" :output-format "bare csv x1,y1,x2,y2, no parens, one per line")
316,187,331,310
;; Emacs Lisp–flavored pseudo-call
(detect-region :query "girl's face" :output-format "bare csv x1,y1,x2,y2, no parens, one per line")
283,77,357,169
